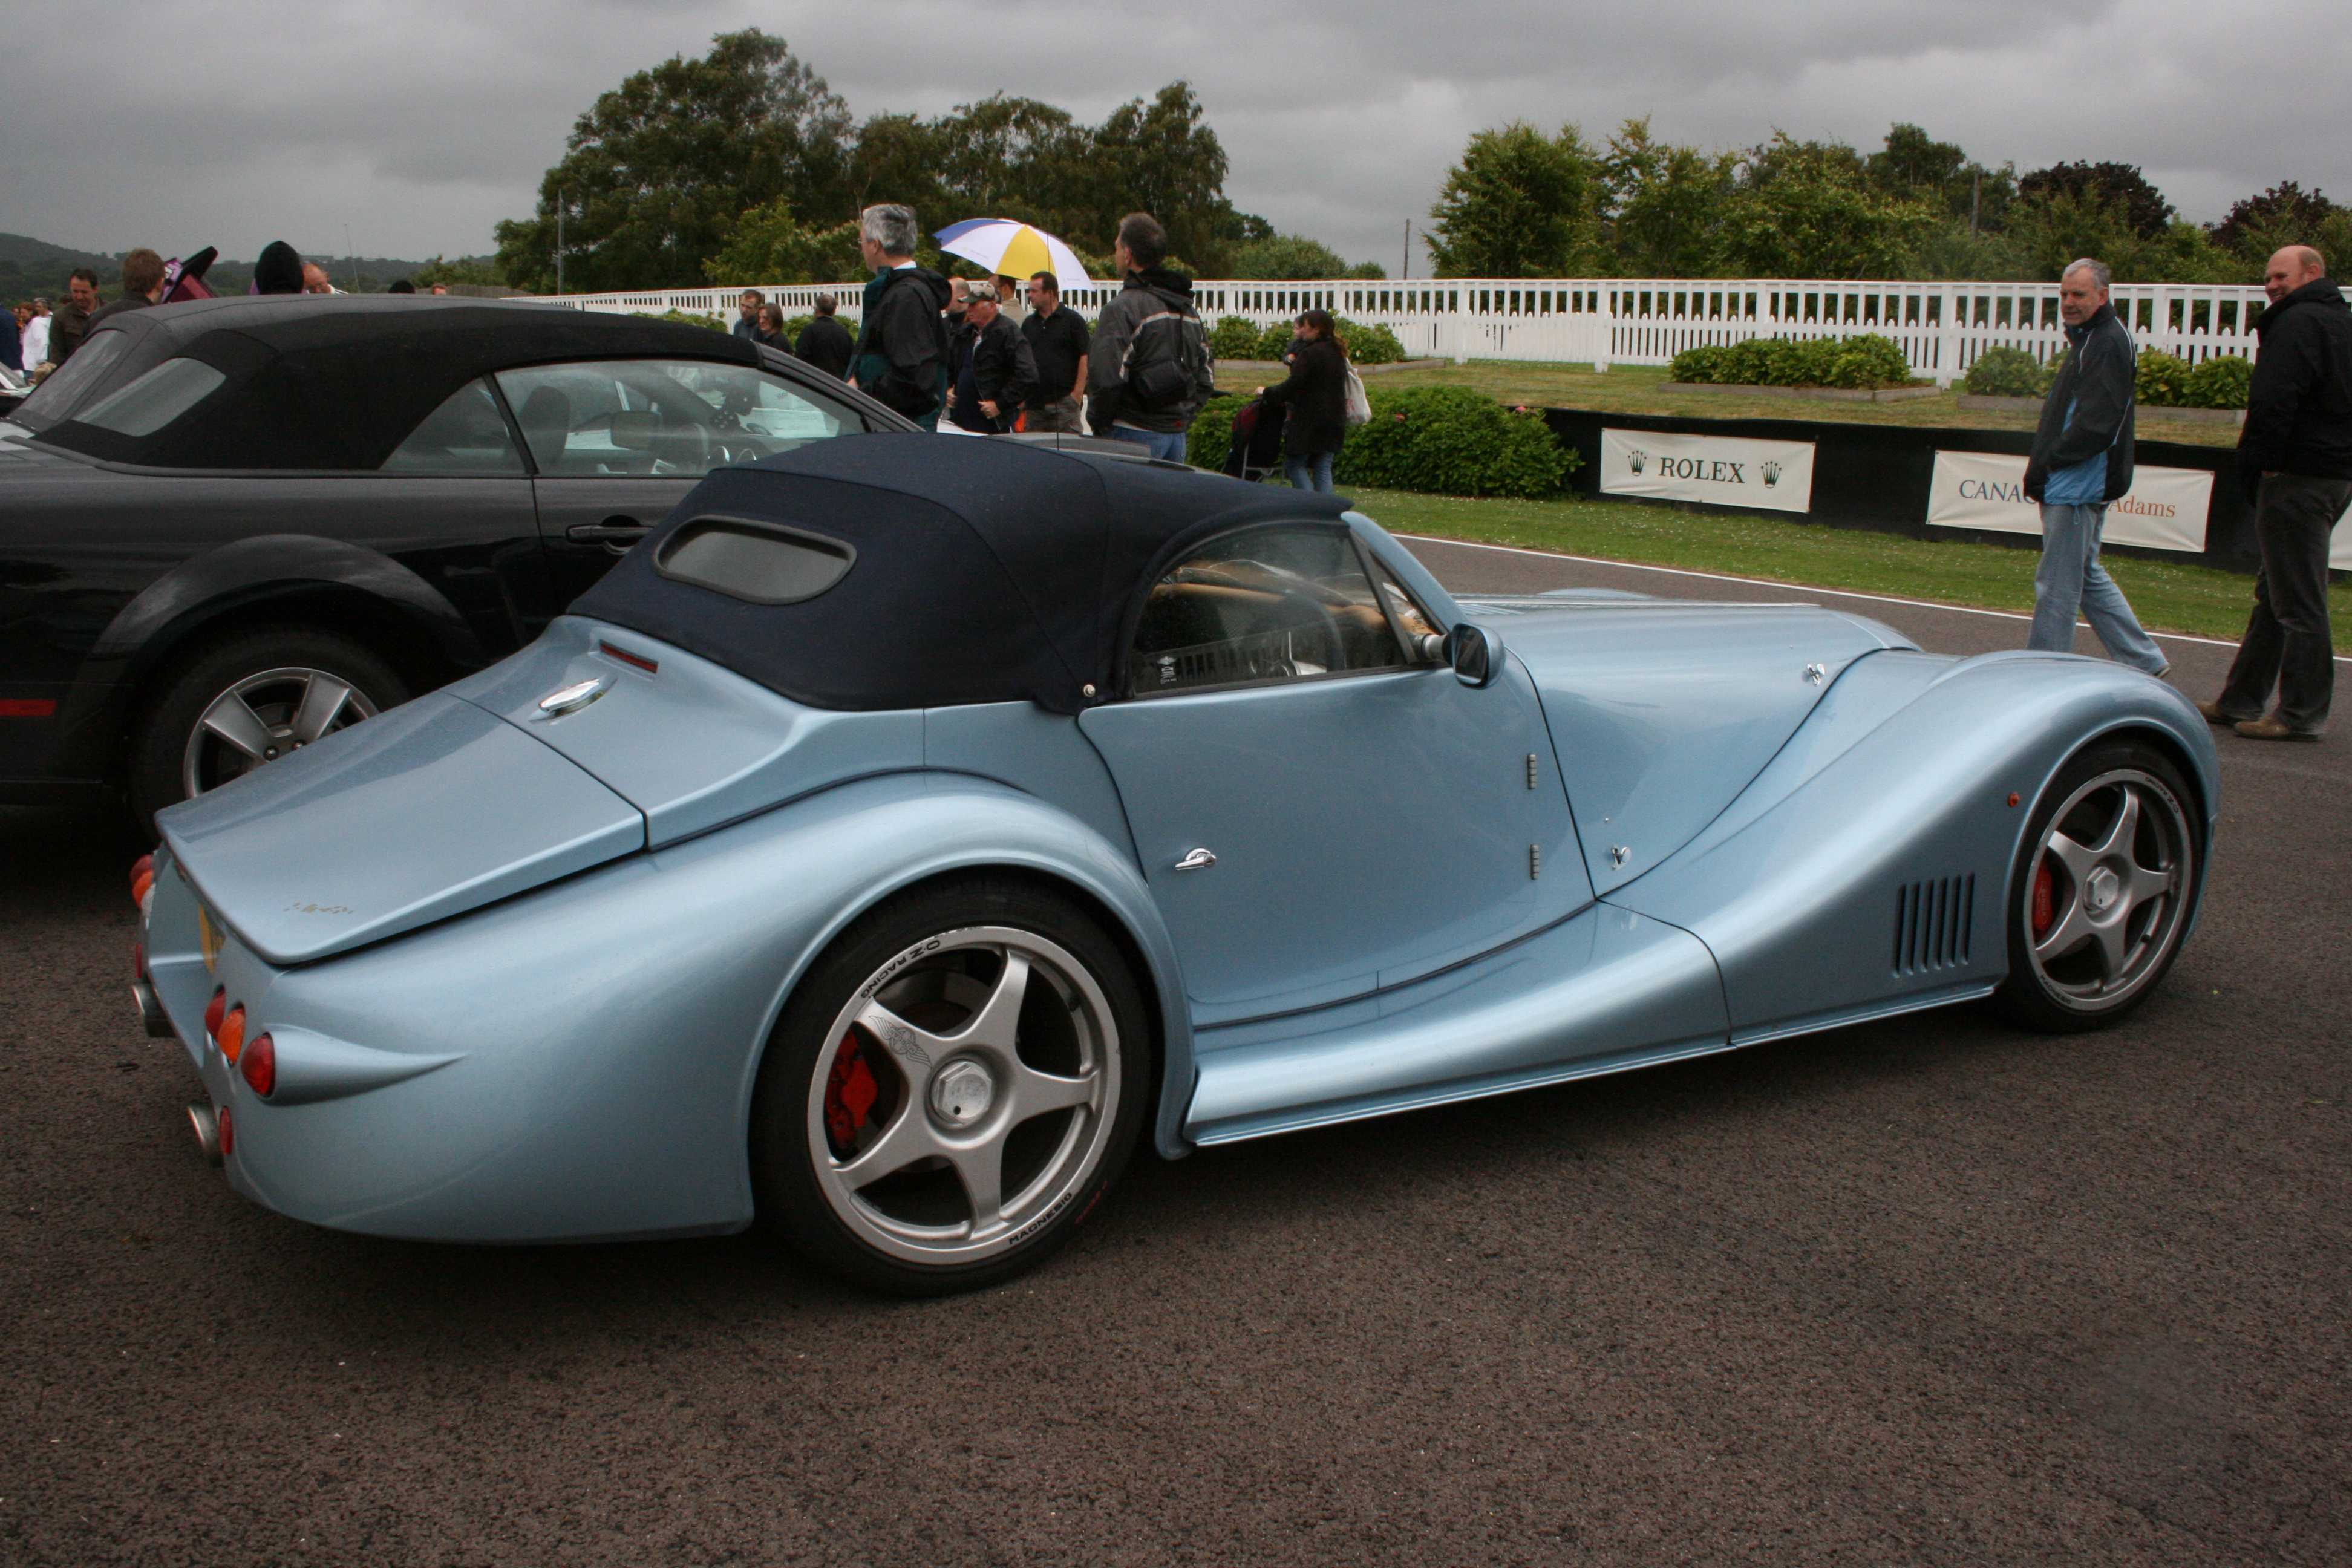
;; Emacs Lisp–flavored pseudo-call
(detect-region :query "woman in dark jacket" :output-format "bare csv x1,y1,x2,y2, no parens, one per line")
1256,309,1349,492
754,303,790,351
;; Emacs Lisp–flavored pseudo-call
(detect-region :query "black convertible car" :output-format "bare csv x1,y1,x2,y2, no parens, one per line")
0,295,920,828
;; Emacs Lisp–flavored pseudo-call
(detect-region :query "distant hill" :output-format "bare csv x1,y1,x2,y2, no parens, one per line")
0,233,463,301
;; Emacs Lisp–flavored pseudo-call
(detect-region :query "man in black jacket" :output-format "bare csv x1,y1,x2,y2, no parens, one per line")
794,294,854,380
2202,247,2352,739
2021,258,2167,676
944,281,1037,434
846,204,952,430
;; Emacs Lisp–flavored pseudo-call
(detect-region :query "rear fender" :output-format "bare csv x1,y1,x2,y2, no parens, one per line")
52,534,485,777
194,773,1189,1242
1607,652,2218,1041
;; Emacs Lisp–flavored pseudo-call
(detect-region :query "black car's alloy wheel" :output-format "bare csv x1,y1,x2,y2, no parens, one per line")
1994,740,2201,1032
129,626,407,834
751,878,1149,1296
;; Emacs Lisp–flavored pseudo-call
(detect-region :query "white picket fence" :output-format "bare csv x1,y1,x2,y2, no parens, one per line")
523,276,2285,386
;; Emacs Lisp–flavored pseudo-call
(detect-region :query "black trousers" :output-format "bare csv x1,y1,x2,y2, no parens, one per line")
2218,472,2352,731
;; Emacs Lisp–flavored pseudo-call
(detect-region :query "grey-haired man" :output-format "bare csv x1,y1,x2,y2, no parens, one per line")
2022,258,2167,677
846,204,952,431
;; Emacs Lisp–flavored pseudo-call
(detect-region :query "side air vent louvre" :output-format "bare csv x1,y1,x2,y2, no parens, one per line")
1893,875,1975,975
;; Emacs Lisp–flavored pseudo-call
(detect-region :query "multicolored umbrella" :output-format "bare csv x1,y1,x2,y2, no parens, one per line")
932,220,1093,286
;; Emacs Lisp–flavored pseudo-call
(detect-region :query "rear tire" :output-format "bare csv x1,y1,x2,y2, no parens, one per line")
750,878,1149,1296
126,626,407,836
1993,740,2202,1033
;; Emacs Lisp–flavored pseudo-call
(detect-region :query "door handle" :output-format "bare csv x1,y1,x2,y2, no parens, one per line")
566,519,651,554
1174,847,1217,872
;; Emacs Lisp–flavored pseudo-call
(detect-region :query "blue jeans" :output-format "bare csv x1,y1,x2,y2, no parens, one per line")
2029,503,2167,673
1285,451,1334,492
1109,426,1189,463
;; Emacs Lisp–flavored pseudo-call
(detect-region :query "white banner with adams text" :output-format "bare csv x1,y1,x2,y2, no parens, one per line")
1601,428,1815,514
1926,451,2212,554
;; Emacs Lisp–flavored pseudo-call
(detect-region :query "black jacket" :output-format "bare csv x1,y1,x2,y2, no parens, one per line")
849,266,953,419
1258,336,1350,456
2239,276,2352,491
952,313,1039,416
1086,267,1210,435
77,293,155,338
795,314,854,379
2025,302,2135,504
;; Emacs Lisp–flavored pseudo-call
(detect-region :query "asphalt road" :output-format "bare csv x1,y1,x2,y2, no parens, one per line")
5,542,2348,1567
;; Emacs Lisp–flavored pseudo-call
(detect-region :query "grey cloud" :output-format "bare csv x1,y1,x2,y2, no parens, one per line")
2,0,2342,276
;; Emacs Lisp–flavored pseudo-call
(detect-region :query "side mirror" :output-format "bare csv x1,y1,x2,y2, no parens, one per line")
1445,622,1495,688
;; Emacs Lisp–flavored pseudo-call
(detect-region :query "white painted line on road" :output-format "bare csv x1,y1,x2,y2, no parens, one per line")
1397,534,2352,664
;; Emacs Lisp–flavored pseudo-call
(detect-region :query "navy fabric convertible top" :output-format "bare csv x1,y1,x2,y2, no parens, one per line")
37,296,754,470
570,434,1354,713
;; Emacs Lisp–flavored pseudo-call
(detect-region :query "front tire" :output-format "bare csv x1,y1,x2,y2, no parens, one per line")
127,626,407,835
1993,741,2202,1032
750,878,1149,1296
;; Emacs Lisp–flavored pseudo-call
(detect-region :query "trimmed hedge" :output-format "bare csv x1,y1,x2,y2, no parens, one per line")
1670,333,1915,390
633,309,727,332
1187,386,1578,499
1209,314,1408,366
1961,345,2051,398
2182,353,2253,410
2134,349,2194,408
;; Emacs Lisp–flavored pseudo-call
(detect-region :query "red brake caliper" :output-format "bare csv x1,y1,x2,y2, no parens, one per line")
825,1031,880,1153
2031,858,2055,939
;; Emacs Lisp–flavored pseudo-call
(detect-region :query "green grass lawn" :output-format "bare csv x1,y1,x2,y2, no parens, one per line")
1347,362,2243,451
1346,486,2351,652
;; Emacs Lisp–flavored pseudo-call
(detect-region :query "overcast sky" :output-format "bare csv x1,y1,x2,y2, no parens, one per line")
7,0,2347,279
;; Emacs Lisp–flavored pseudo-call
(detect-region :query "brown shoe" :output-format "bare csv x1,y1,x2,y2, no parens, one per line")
2197,699,2253,725
2235,717,2319,741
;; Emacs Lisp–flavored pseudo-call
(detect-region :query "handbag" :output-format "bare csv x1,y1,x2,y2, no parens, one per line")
1342,364,1371,426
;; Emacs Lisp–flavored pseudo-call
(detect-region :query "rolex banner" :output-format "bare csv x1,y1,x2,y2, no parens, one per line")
1926,450,2212,554
1600,428,1816,514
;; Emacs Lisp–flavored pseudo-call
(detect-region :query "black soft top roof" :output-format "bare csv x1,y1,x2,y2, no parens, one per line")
572,434,1355,714
35,296,754,470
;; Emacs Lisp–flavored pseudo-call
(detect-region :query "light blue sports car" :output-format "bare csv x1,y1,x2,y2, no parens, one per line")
132,436,2218,1293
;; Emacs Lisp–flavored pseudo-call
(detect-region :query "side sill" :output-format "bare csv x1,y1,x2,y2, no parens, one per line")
1731,979,1998,1048
1190,1030,1734,1148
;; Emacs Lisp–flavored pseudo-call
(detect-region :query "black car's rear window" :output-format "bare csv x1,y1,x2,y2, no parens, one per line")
73,358,228,437
10,329,132,430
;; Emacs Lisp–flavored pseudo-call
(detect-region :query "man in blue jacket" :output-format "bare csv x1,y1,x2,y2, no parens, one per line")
2022,258,2167,676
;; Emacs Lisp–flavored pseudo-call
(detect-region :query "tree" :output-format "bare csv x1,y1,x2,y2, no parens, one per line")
1230,234,1354,279
2211,181,2350,265
1714,134,1936,278
411,255,504,289
1085,83,1240,273
1426,122,1602,278
1867,123,2014,228
494,31,851,293
1601,119,1734,278
2016,162,2173,240
701,199,861,285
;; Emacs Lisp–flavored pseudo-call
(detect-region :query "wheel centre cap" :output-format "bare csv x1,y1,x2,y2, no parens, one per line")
929,1059,996,1129
2085,866,2122,915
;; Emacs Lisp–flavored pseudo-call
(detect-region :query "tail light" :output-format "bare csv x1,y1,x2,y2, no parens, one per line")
217,1106,234,1158
241,1034,275,1097
217,1005,246,1065
129,854,154,909
204,987,226,1038
132,940,145,979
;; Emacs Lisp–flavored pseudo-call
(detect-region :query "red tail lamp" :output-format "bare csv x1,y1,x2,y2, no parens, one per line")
204,987,226,1039
241,1033,275,1097
217,1005,246,1065
129,854,154,909
217,1106,234,1158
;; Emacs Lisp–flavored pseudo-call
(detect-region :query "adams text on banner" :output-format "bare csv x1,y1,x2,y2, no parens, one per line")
1926,451,2212,553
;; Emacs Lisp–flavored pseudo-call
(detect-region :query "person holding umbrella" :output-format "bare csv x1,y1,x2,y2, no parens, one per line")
944,280,1037,435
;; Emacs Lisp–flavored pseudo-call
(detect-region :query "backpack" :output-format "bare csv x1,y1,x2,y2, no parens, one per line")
1124,301,1214,414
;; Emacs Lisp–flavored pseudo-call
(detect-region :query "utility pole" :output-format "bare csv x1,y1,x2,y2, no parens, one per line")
556,189,567,296
1402,219,1410,281
1971,172,1981,235
345,224,357,290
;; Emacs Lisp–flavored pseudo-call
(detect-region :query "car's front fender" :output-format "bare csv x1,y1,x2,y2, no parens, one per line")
173,771,1191,1244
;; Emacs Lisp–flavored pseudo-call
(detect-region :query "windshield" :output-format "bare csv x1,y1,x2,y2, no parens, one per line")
11,329,132,430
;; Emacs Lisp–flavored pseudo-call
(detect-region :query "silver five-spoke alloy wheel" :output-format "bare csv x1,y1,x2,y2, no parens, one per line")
182,665,380,798
2019,765,2195,1014
804,924,1123,1269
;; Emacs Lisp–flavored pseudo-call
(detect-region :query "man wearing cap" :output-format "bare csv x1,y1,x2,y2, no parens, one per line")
944,279,1038,434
